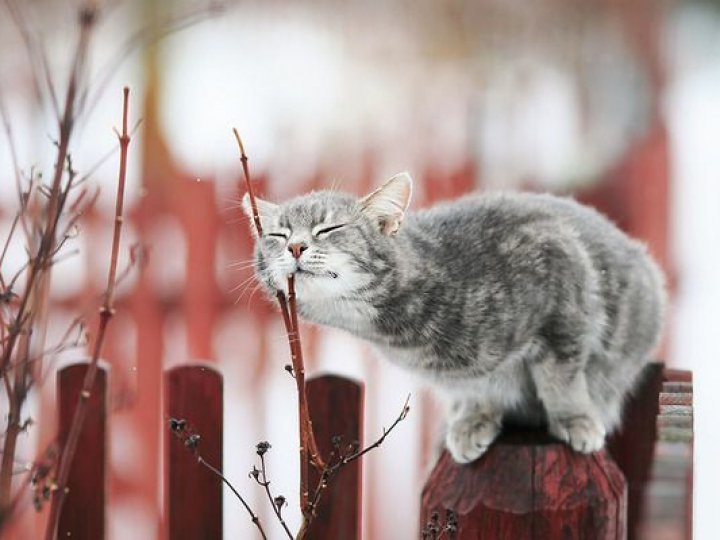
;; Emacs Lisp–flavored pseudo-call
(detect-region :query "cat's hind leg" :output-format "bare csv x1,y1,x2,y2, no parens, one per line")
530,353,606,453
444,397,503,464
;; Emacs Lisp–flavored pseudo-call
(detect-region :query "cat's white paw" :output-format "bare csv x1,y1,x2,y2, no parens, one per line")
549,414,606,453
445,416,501,464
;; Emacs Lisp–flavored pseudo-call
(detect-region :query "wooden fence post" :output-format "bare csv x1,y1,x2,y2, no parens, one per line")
57,361,108,539
607,362,664,538
422,362,695,539
306,375,364,540
640,368,693,539
421,430,627,539
164,364,223,540
607,363,694,539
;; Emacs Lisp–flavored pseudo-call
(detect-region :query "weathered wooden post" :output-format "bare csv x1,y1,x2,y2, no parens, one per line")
421,428,627,539
57,361,109,539
164,364,223,540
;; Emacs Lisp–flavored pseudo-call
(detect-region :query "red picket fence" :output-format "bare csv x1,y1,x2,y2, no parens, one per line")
55,362,364,539
56,361,692,539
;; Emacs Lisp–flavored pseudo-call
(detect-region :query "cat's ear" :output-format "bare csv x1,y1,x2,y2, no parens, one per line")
242,192,279,234
360,172,413,235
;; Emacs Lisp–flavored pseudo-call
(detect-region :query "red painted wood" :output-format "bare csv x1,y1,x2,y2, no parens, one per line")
57,361,108,539
306,375,364,540
164,364,223,540
421,429,627,539
668,370,693,540
640,369,693,540
607,364,695,540
607,362,664,539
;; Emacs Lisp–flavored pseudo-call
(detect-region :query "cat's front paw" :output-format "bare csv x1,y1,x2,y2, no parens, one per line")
549,414,606,453
445,416,501,464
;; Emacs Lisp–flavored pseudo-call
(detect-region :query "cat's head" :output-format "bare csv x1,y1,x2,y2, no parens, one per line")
242,172,412,300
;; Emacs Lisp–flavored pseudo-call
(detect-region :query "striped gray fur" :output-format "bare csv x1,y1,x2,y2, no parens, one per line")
243,173,666,463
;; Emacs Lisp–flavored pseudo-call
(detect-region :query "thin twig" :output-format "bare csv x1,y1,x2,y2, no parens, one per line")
306,395,410,528
233,129,325,523
252,452,293,539
0,3,98,511
83,3,224,123
75,120,142,186
421,509,458,540
43,85,130,540
234,130,411,539
232,128,263,236
0,90,25,207
0,214,20,275
197,456,268,540
285,276,325,512
0,0,94,376
341,394,410,466
3,0,47,112
169,418,267,540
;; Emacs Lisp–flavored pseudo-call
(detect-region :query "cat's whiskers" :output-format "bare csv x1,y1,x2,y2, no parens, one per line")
228,257,277,300
227,261,260,273
228,272,260,295
225,215,252,225
227,262,260,274
241,279,267,307
227,256,258,268
232,264,275,306
221,194,245,208
327,177,343,193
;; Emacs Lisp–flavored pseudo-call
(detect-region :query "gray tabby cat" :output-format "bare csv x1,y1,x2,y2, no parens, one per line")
242,173,665,463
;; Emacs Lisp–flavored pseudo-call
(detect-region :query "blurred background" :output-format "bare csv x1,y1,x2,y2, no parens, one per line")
0,0,718,538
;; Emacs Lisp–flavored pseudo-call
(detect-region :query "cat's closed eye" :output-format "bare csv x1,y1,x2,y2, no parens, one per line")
314,224,346,236
267,232,289,240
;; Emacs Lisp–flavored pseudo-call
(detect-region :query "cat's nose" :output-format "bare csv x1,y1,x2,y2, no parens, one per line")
288,243,308,259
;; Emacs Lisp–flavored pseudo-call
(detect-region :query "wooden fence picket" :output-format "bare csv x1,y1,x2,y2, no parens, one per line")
57,361,109,539
164,364,223,540
306,375,364,540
